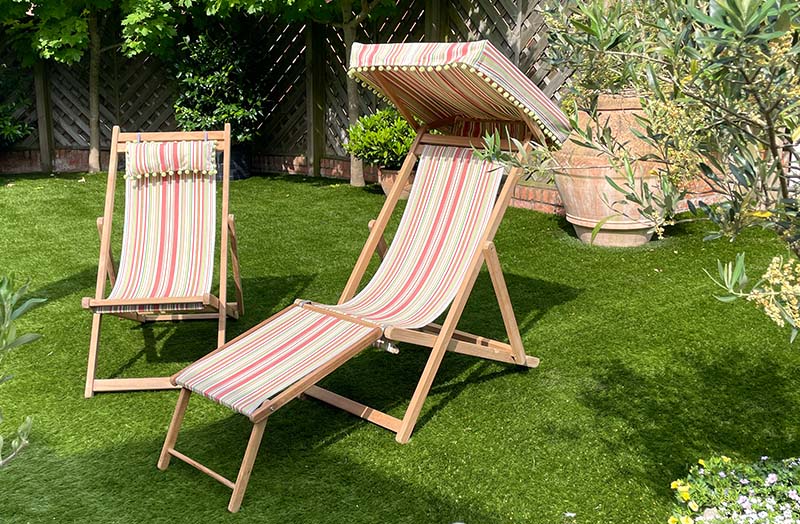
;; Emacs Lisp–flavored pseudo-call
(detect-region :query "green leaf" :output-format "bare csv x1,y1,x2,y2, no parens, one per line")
590,214,622,245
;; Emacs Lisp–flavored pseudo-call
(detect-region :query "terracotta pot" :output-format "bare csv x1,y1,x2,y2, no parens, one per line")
554,93,661,247
378,168,414,199
554,153,660,247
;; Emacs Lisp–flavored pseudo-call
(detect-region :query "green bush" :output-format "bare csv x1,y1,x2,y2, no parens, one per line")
0,63,32,148
668,455,800,523
173,33,263,144
344,108,414,170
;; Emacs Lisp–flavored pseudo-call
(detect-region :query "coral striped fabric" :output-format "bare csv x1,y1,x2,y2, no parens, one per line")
452,118,528,139
92,167,217,314
125,140,217,178
176,307,379,416
327,145,503,327
175,146,502,415
349,41,570,146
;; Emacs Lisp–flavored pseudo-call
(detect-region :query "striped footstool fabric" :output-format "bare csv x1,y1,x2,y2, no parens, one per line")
175,307,380,417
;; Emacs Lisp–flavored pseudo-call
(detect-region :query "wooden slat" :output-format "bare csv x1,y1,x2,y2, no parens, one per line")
168,449,236,490
304,385,402,432
93,377,180,392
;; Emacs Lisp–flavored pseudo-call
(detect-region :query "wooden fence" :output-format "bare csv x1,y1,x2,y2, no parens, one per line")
1,0,570,175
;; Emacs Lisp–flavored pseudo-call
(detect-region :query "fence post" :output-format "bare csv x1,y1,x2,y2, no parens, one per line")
305,22,325,177
33,61,54,173
424,0,446,41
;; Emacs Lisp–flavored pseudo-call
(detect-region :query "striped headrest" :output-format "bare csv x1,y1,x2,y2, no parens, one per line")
125,140,217,179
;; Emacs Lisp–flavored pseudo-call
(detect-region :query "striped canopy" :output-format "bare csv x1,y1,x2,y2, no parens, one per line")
348,41,570,146
176,145,503,415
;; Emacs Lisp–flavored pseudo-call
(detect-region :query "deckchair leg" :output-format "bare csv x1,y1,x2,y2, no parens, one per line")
396,334,451,444
158,388,191,470
84,313,102,398
228,420,267,513
484,242,528,365
228,214,244,317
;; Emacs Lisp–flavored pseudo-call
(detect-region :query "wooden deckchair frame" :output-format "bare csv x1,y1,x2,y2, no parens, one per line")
157,128,538,512
82,124,244,398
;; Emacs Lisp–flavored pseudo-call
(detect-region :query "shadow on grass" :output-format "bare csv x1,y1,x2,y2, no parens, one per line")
578,350,800,497
4,411,508,523
106,274,315,376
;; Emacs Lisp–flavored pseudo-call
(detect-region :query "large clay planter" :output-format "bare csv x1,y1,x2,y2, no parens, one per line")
378,168,414,199
554,153,660,247
554,93,661,247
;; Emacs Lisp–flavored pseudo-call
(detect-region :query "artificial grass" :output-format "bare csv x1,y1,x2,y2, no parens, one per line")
0,171,797,523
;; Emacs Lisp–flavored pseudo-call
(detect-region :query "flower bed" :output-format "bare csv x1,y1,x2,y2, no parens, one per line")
670,456,800,523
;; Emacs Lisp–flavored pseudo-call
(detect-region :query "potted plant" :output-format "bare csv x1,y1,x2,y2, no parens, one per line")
542,0,704,246
344,108,415,198
172,27,265,180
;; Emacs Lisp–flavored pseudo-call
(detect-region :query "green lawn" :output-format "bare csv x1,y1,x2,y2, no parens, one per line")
0,172,797,523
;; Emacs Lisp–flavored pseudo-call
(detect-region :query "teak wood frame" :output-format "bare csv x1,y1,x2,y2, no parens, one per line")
83,124,244,398
158,129,539,512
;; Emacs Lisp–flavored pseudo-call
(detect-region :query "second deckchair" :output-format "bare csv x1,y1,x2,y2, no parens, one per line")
81,125,244,398
156,40,570,512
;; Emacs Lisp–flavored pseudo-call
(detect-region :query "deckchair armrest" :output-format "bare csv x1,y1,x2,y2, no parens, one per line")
83,295,210,309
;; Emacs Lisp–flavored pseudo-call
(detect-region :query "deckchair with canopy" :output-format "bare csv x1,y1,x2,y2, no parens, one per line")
81,125,244,398
156,40,570,512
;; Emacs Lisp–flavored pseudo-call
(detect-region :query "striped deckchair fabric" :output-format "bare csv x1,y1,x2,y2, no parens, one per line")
452,118,528,139
83,125,242,400
93,171,217,313
125,140,218,179
348,40,570,146
327,145,503,328
177,307,380,416
174,145,503,415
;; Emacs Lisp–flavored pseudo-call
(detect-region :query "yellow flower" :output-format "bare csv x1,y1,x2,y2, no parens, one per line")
688,501,699,512
671,480,681,489
668,517,679,524
680,516,694,524
680,491,691,501
721,456,731,463
698,459,705,467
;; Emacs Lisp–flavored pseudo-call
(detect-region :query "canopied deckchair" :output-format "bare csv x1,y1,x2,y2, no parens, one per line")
82,125,244,398
157,41,570,512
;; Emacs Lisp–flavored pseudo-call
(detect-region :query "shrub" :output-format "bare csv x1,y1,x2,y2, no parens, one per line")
0,62,32,148
173,32,264,144
669,455,800,523
344,108,414,170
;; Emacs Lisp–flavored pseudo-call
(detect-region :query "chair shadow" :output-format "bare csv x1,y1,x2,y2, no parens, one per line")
303,271,581,439
577,350,800,497
112,268,580,442
108,274,315,376
17,420,510,523
31,266,98,304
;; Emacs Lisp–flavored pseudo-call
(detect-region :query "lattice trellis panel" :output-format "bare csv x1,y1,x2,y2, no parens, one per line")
49,61,92,148
446,0,569,99
115,54,176,140
257,20,308,155
49,52,176,149
324,0,426,157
